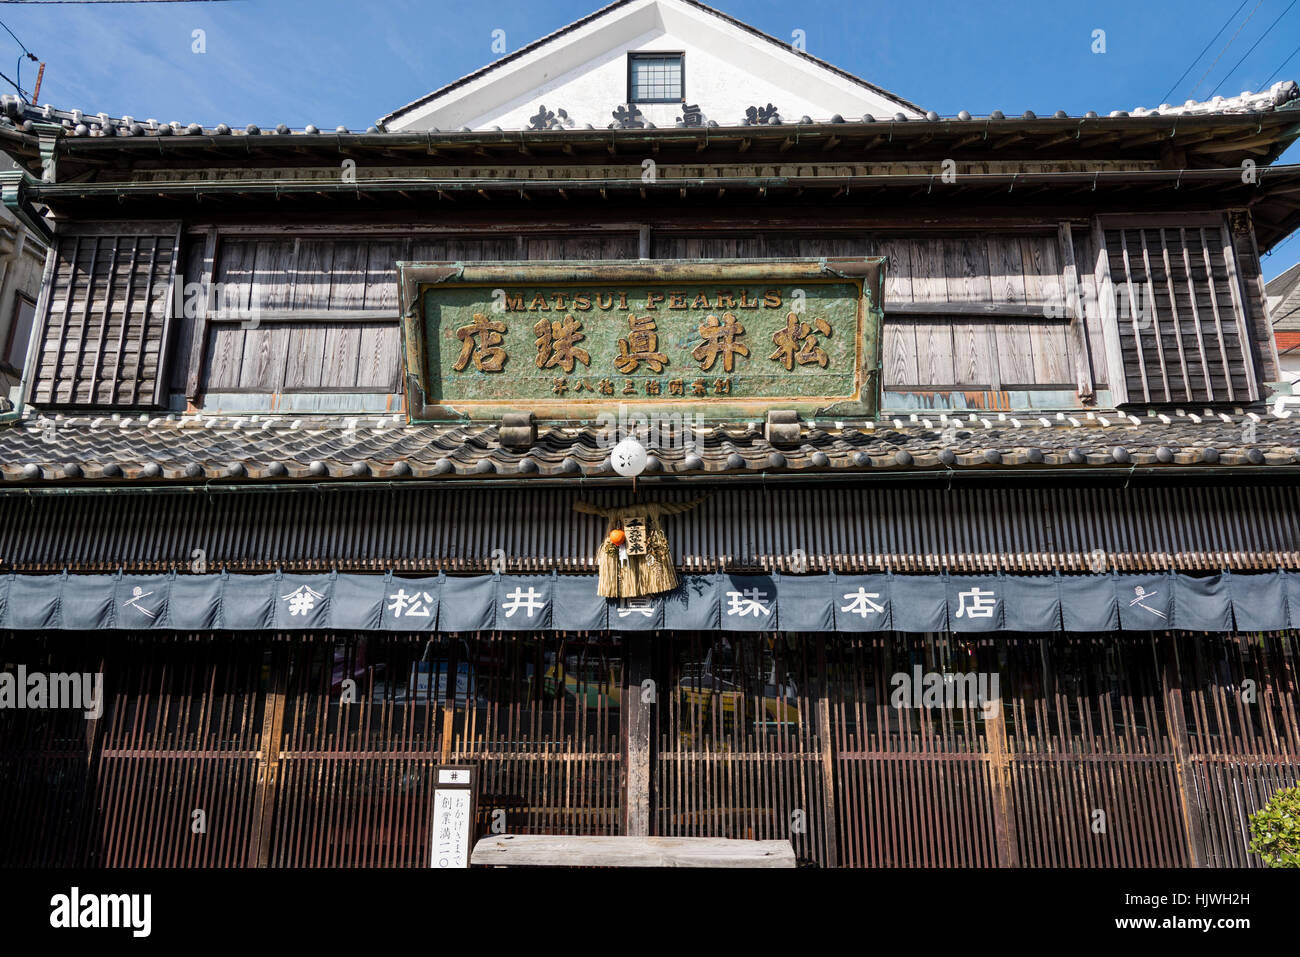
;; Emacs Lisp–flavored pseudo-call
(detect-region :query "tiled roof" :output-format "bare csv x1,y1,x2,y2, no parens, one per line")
3,79,1295,139
1,409,1298,484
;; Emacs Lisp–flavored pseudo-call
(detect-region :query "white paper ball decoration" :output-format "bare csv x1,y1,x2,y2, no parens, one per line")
611,437,648,477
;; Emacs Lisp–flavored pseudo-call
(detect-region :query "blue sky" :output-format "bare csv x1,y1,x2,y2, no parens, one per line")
1,0,1297,274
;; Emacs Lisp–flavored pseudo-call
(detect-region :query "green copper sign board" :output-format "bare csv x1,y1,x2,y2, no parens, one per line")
398,259,884,422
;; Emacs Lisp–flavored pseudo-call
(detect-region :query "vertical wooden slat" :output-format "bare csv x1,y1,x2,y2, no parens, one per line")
1159,635,1206,868
186,229,220,400
1057,222,1095,400
1218,221,1261,401
1091,221,1129,405
1117,229,1151,402
1137,229,1172,400
1157,228,1193,398
1199,227,1236,402
1178,228,1216,402
150,225,183,407
249,645,288,867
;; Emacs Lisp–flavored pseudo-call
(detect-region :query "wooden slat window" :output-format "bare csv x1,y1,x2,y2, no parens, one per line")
28,225,181,408
197,234,640,398
202,238,404,395
1099,219,1258,405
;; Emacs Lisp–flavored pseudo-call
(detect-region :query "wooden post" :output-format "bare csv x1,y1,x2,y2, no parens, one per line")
1090,218,1129,406
984,639,1019,867
1158,634,1207,868
185,228,220,402
440,638,458,763
621,634,653,837
249,645,288,867
1058,222,1096,402
79,653,108,866
815,638,838,867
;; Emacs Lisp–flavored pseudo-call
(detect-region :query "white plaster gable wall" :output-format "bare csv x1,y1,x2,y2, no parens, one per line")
385,0,920,131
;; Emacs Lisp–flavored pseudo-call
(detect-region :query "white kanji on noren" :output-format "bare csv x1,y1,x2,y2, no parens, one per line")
617,597,655,618
839,588,885,617
387,589,434,618
502,586,545,619
281,584,325,617
725,588,771,618
954,587,997,619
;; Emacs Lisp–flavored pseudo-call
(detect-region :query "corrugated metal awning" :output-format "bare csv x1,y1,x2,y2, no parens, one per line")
1,483,1296,574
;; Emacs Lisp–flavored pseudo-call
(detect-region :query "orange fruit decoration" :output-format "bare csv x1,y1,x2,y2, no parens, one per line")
608,529,626,546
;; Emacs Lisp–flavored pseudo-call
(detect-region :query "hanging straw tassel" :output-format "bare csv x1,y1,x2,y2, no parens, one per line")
634,522,678,595
596,518,623,597
577,498,707,598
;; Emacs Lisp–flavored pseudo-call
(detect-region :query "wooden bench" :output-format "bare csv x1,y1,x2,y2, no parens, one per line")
470,835,796,868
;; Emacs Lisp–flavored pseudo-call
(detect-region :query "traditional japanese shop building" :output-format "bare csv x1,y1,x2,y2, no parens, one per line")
1,0,1299,868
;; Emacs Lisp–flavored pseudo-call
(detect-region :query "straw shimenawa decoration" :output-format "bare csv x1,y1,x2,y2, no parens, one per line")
574,498,707,598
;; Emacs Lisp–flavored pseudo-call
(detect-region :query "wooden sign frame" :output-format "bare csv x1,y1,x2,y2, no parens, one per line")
430,764,477,869
398,258,885,423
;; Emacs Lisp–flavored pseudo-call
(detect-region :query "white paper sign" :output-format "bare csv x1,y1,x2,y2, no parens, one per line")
431,788,473,868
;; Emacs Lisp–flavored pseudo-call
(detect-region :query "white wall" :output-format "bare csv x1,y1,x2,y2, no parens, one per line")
387,0,920,131
1279,354,1300,388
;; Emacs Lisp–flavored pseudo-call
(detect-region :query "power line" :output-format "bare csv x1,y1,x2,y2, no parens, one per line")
1265,230,1300,268
0,18,35,59
1261,40,1300,87
0,68,27,97
1208,0,1300,97
1190,0,1265,99
1160,0,1249,104
0,17,38,101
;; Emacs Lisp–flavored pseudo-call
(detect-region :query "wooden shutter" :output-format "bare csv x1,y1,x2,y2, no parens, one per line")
1095,217,1258,405
28,224,181,408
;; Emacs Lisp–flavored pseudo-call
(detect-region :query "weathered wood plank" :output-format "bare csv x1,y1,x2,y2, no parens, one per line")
1238,218,1281,382
622,637,652,837
1071,229,1109,388
283,321,326,390
916,321,956,386
909,238,946,304
355,323,400,391
469,835,796,868
1022,235,1069,386
327,242,369,311
1092,223,1130,404
238,240,294,390
988,235,1033,387
1217,222,1261,401
363,241,399,310
292,240,335,311
322,323,363,388
886,301,1056,317
945,237,996,388
1057,222,1095,399
184,229,220,400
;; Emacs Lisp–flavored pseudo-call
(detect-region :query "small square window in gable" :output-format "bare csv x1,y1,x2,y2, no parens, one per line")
628,52,684,104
